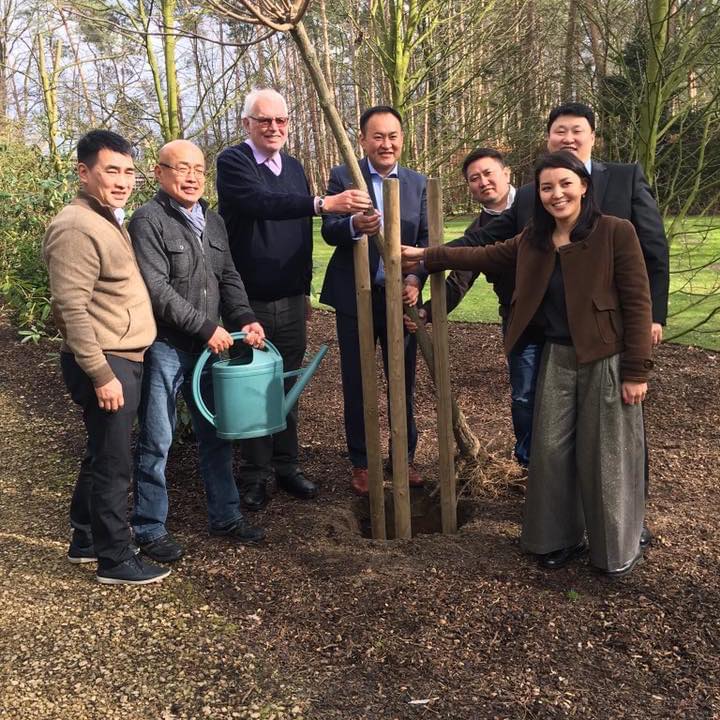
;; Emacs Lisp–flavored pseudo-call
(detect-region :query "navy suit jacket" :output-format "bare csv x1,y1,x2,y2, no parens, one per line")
451,160,669,325
320,157,429,317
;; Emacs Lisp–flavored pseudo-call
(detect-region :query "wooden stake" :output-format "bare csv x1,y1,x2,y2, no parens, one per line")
428,179,457,534
383,178,412,540
352,211,386,540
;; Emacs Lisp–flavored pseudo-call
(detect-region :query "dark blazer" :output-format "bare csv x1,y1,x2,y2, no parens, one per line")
426,215,654,381
450,160,669,325
320,158,429,317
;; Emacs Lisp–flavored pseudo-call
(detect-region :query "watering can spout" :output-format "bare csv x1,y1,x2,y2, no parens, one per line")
283,345,328,417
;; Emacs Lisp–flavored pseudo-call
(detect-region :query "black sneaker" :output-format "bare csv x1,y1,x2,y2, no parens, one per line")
68,540,97,564
209,517,265,545
96,555,171,585
138,533,184,563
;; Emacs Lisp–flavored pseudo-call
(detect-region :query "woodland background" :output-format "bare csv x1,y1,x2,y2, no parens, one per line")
0,0,718,345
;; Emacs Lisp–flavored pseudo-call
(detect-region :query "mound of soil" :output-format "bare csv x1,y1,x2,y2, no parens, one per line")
0,310,718,719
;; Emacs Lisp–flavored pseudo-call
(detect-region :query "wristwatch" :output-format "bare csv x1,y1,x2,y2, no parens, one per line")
317,196,326,214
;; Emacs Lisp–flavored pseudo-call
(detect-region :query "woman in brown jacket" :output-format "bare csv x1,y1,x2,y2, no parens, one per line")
402,151,653,578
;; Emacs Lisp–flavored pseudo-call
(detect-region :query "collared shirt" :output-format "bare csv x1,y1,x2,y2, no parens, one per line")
245,138,283,176
482,185,516,216
585,159,592,174
351,160,399,285
169,198,206,241
244,138,322,215
113,208,125,226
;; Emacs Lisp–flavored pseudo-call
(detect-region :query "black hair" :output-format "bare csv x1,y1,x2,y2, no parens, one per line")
359,105,403,134
546,102,595,132
461,147,506,178
524,151,600,251
77,129,134,168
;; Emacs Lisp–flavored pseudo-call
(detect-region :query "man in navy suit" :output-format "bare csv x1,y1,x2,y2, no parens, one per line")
439,101,669,554
321,105,429,495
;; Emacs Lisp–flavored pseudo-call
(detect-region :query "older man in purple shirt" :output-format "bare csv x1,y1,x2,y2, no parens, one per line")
217,88,372,511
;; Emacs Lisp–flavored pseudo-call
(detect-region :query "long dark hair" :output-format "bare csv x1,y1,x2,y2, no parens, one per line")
525,151,600,251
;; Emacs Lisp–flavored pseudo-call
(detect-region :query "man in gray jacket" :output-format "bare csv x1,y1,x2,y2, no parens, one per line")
129,139,266,563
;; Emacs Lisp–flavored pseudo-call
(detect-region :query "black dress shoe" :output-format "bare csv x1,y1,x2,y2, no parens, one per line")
210,517,265,544
540,540,587,569
241,478,269,511
601,550,644,579
640,526,653,548
277,470,318,499
139,533,184,563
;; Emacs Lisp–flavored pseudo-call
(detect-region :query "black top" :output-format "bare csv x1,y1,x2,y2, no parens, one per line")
539,252,571,344
216,142,313,302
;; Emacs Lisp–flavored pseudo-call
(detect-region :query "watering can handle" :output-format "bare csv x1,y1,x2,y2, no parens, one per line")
190,331,281,428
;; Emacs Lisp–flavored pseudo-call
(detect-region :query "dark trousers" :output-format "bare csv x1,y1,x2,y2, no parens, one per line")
335,287,418,468
61,352,142,568
241,294,307,482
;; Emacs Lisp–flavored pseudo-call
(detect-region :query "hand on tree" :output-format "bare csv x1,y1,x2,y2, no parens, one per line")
351,210,382,237
401,245,425,274
324,189,373,214
95,377,124,412
403,307,428,334
402,277,420,307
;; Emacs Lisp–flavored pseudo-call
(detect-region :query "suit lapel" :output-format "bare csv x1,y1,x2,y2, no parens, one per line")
591,160,609,208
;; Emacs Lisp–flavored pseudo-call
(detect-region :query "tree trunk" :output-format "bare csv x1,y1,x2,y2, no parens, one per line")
637,0,671,187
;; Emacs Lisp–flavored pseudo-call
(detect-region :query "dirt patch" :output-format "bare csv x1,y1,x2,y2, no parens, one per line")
0,309,719,719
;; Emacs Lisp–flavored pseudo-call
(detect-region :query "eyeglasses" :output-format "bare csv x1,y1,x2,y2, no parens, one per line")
158,162,207,178
248,115,289,129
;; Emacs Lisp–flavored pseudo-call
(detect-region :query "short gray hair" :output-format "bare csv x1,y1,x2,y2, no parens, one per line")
242,88,288,119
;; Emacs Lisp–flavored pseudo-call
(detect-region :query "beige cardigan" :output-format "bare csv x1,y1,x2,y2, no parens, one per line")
43,192,156,386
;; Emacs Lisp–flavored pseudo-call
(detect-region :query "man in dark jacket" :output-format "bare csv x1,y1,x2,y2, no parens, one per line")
417,148,543,468
437,102,669,552
129,139,266,563
217,87,372,510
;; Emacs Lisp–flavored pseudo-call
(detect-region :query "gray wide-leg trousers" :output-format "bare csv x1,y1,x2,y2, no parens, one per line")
521,343,645,572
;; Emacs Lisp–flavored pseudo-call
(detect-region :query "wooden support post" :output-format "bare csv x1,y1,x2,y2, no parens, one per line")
428,179,457,534
383,178,412,540
353,231,386,541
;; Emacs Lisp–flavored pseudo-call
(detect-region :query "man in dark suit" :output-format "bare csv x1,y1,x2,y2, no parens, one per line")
217,88,372,510
440,101,669,551
449,103,669,343
321,105,429,495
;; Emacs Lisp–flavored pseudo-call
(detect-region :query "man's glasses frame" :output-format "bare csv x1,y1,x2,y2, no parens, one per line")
158,162,207,177
248,115,289,129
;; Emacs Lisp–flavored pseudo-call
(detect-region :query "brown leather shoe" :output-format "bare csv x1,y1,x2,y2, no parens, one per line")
350,467,369,496
408,463,423,487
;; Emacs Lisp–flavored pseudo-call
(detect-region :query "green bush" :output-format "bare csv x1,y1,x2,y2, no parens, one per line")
0,128,157,341
0,131,74,340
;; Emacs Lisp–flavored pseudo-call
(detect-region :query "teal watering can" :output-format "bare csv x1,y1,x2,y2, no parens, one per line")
192,332,328,440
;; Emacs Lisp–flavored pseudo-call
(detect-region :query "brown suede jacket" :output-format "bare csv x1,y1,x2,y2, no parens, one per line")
43,192,156,386
424,215,653,382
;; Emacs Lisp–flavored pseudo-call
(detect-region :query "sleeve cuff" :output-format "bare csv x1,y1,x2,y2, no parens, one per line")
198,320,218,342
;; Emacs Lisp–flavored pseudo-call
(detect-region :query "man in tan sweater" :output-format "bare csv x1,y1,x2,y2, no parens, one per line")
44,129,169,585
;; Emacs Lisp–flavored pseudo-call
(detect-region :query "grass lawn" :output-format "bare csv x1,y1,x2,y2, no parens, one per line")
311,215,720,351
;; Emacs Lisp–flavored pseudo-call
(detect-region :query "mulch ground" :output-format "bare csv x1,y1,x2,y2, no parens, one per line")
0,309,718,720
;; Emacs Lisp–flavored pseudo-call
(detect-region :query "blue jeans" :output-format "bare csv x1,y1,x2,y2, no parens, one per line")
132,340,243,543
506,336,543,467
